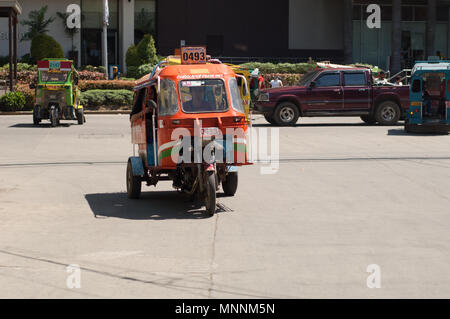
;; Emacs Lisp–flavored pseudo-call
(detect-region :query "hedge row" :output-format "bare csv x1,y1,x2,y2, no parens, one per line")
0,91,29,112
79,80,135,91
240,62,317,74
79,89,133,107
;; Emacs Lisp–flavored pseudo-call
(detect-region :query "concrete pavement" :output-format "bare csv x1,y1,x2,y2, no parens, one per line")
1,114,450,298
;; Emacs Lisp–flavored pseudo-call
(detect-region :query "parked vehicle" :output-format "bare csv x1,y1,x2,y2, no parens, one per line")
127,48,252,216
405,57,450,134
31,59,84,127
254,67,409,126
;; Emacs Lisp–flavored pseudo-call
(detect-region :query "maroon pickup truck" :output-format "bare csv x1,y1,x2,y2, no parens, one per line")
253,67,410,126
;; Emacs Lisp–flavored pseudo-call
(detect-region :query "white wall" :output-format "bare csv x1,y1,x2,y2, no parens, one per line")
289,0,344,50
0,0,81,65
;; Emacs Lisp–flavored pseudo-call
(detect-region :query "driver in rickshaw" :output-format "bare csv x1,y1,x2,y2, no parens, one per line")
183,85,211,112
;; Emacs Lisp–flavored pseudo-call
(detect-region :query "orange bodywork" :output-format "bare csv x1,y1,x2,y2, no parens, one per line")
131,63,251,170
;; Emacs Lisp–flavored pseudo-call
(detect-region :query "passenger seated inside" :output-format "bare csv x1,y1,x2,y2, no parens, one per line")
423,82,432,116
422,73,446,119
130,88,145,119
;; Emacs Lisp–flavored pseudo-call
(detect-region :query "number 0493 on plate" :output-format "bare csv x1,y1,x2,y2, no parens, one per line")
181,47,207,65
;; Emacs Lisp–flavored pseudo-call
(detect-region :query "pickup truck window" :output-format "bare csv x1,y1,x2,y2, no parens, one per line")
315,73,341,87
344,72,366,86
298,70,319,86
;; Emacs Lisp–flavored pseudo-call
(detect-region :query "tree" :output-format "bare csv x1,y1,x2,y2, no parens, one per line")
136,34,158,65
30,34,64,62
20,6,55,42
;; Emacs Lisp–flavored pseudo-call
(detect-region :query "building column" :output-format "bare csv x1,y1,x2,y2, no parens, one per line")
426,0,436,58
13,15,17,82
119,0,134,74
343,0,354,64
391,0,402,74
8,9,13,91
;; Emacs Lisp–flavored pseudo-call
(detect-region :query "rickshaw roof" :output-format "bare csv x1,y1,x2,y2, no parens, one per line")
412,61,450,75
158,63,235,78
135,63,235,89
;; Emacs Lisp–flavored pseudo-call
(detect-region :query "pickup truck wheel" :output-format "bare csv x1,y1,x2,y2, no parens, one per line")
375,101,401,125
274,102,299,126
264,114,276,125
360,115,376,125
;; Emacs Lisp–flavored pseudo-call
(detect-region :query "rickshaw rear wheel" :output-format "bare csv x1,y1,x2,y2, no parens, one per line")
222,172,238,196
50,108,58,127
205,171,216,216
76,108,84,125
127,160,141,199
33,114,40,125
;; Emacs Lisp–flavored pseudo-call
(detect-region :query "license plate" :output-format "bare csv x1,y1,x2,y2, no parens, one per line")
201,127,221,136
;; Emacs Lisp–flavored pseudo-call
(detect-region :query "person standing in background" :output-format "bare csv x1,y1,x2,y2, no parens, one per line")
270,77,283,88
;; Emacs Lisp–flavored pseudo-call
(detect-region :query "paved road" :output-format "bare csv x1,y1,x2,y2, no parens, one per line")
1,114,450,298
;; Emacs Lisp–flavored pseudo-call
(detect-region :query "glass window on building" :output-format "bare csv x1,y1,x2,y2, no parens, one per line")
135,0,156,44
81,0,119,66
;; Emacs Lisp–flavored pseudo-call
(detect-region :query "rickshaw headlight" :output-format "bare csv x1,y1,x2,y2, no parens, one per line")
258,92,270,102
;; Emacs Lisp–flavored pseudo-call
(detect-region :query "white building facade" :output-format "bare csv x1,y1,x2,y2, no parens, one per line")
0,0,155,72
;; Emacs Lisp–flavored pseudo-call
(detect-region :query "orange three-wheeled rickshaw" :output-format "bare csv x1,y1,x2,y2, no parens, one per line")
127,48,252,216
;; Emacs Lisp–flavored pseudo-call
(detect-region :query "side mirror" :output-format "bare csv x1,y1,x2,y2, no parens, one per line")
29,83,36,89
309,81,316,88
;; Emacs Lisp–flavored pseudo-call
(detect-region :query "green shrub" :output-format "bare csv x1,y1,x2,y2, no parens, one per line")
1,63,36,71
126,34,158,72
126,45,140,68
0,91,26,112
80,89,133,107
136,34,158,65
30,34,64,62
20,54,34,64
126,63,154,79
240,62,317,74
0,56,9,67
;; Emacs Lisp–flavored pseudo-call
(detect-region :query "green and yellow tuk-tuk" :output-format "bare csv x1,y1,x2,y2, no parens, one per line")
31,59,85,127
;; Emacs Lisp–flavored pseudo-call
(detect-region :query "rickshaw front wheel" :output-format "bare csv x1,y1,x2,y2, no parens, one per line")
76,108,84,125
127,160,142,199
205,171,216,216
222,172,238,196
50,108,58,127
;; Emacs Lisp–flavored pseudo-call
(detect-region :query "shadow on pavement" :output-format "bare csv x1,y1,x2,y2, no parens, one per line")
252,122,377,128
388,128,449,136
85,191,230,220
9,123,73,128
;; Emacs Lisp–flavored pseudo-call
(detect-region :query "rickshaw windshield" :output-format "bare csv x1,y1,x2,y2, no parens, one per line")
40,71,69,82
180,79,228,113
228,78,245,113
